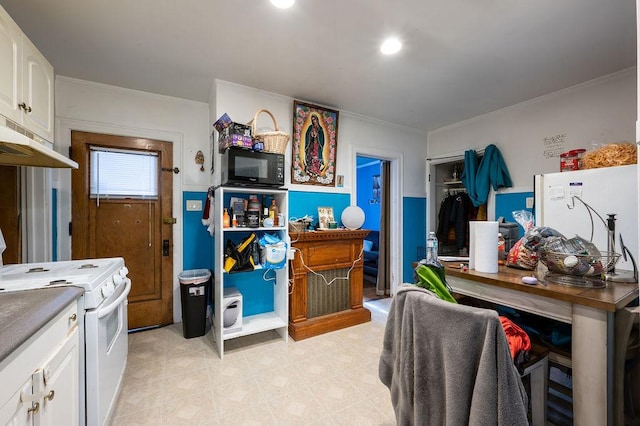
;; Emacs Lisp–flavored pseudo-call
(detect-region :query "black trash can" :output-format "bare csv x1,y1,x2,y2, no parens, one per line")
178,269,211,338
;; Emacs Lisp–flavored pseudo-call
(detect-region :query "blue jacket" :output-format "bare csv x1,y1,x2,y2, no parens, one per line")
462,144,512,207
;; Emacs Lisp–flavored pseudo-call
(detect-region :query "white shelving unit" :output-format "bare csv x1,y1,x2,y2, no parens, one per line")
212,186,289,358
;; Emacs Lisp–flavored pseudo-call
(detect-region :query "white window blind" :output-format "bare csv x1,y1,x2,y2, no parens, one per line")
90,147,158,199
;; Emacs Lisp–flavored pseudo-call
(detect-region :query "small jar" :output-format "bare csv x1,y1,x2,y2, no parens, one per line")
560,149,586,172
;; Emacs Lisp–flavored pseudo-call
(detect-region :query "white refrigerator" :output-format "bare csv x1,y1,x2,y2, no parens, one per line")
534,164,638,274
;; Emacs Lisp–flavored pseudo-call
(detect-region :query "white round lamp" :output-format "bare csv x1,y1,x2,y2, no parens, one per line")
341,206,365,230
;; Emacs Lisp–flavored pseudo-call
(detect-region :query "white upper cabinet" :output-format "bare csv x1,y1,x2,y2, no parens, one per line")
0,6,21,124
0,5,54,143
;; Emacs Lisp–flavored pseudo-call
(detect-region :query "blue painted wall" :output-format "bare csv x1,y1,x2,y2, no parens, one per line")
289,191,351,228
403,196,426,282
356,161,381,231
494,191,534,238
186,189,533,314
182,191,214,271
223,270,275,316
52,189,57,261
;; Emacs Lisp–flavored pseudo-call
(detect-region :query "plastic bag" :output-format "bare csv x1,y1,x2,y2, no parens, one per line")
506,210,537,270
258,233,287,269
505,210,564,270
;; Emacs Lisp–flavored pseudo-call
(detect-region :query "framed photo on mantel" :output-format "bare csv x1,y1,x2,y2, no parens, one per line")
292,101,339,187
317,206,334,229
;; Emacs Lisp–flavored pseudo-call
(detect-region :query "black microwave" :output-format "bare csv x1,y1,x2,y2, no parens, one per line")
221,148,285,188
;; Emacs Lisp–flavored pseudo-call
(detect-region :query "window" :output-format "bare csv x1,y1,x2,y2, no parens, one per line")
90,147,158,199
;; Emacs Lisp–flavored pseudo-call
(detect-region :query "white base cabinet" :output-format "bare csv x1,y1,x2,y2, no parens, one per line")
0,301,80,426
212,186,289,358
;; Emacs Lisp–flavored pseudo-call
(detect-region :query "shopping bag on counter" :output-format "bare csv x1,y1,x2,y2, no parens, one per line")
224,233,257,273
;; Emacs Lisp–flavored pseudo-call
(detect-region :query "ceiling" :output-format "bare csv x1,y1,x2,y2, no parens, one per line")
1,0,636,132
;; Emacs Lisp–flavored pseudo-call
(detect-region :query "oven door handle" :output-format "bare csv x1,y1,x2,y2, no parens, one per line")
97,279,131,319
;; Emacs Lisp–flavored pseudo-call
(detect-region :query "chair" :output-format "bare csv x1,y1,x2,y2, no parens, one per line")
380,284,541,425
521,343,549,426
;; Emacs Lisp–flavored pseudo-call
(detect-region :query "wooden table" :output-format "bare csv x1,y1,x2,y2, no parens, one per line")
289,229,371,340
443,263,638,426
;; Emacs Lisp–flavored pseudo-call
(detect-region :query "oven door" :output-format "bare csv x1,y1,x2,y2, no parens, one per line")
84,278,130,426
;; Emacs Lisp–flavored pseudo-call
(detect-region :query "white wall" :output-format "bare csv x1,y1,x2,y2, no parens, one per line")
211,79,428,292
428,68,637,191
54,76,210,323
212,80,429,196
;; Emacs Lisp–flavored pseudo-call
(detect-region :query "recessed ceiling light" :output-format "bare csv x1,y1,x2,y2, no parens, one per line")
380,37,402,55
270,0,295,9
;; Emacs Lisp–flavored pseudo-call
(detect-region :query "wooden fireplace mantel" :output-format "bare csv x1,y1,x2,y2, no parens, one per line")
288,229,372,340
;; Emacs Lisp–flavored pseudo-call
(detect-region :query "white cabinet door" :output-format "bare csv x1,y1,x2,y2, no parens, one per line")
0,379,32,426
0,6,21,123
38,327,79,426
21,35,53,142
0,5,54,142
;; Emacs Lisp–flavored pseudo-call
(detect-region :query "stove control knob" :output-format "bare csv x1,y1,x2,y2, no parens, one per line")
120,266,129,277
106,280,116,294
113,274,123,286
101,285,109,298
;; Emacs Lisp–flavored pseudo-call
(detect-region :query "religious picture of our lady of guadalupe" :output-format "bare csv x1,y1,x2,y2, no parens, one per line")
292,101,339,187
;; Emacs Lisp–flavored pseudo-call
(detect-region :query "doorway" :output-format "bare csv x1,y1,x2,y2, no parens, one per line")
71,131,174,329
0,166,21,264
356,154,393,301
356,156,383,300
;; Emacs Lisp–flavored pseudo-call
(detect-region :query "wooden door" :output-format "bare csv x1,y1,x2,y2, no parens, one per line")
71,131,174,329
0,165,21,264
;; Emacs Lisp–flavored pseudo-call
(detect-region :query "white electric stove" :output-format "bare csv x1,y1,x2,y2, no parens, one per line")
0,257,131,426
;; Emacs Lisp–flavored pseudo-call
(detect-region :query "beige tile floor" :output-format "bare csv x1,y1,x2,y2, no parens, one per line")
110,298,394,425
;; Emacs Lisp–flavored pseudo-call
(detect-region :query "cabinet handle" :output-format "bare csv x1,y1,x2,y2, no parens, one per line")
18,102,32,113
27,402,39,414
69,313,77,322
44,390,55,401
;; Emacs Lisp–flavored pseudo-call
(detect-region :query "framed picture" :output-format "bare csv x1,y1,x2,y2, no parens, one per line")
292,101,339,186
317,206,334,229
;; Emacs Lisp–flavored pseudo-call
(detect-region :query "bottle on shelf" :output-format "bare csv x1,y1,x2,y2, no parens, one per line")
269,199,279,226
232,214,237,228
223,208,231,228
497,232,506,265
247,195,261,228
426,231,439,262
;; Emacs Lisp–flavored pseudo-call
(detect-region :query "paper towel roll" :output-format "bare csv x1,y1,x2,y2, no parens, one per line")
470,221,499,273
468,222,476,270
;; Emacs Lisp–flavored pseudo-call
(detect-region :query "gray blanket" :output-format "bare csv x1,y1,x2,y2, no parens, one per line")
379,284,528,425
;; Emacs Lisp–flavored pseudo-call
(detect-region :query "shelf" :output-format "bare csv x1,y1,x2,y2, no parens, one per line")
221,312,287,340
222,226,287,232
218,186,288,195
213,185,289,358
223,265,285,275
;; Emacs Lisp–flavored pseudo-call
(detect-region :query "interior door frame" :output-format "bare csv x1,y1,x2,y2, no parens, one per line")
350,144,403,296
56,118,184,323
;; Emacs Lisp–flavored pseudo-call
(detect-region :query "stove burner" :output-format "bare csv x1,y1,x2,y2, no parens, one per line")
78,264,99,269
27,267,51,273
48,279,69,286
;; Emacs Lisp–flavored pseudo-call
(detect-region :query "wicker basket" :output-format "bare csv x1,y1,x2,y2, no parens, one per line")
249,109,290,154
288,221,306,233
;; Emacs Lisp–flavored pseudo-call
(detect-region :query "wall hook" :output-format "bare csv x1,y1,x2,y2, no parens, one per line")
195,150,205,171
